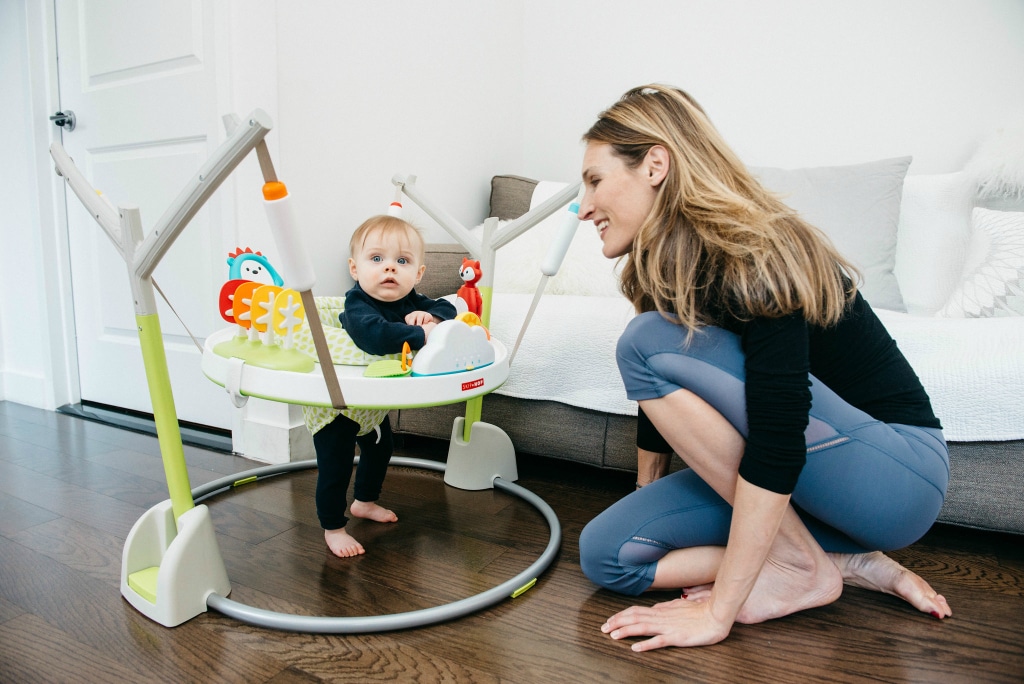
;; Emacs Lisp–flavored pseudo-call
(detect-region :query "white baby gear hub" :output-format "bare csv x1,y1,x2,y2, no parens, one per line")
200,327,510,413
50,109,577,632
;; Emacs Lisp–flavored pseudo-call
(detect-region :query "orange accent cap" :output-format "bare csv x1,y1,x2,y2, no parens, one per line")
262,181,288,201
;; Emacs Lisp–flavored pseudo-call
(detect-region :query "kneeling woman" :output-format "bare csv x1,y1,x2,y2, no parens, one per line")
576,84,952,651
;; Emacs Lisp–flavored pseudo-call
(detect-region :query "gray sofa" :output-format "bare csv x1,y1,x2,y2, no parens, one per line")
393,175,1024,536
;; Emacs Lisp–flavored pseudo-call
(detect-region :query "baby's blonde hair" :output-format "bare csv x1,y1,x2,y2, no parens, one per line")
349,215,425,262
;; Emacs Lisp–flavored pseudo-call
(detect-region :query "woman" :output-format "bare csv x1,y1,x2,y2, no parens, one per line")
577,84,952,651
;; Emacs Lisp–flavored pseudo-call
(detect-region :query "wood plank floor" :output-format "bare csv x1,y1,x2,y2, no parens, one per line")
1,400,1021,683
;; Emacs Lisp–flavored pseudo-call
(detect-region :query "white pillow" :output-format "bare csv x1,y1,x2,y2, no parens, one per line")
475,181,622,297
965,122,1024,201
753,157,912,312
938,208,1024,318
893,172,975,315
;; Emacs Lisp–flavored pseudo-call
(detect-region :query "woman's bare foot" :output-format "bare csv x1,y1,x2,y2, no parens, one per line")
830,551,952,619
683,553,843,624
349,499,398,523
325,527,364,558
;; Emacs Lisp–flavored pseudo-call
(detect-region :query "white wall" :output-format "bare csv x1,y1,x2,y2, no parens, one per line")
5,0,1024,410
273,0,1024,298
272,2,525,296
521,0,1024,180
0,1,73,409
0,1,31,403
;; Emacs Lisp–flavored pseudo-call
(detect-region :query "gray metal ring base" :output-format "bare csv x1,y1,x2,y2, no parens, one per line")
193,456,561,633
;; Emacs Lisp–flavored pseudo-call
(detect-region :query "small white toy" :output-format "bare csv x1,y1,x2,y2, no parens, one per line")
412,317,495,376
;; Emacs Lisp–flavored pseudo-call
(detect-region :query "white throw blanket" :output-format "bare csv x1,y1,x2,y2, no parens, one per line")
487,292,1024,442
874,309,1024,441
489,293,636,415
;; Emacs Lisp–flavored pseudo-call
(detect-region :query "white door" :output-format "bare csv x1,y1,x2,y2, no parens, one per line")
55,0,233,429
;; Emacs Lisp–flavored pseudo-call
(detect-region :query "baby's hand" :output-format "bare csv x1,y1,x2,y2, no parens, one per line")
405,310,434,326
421,321,438,340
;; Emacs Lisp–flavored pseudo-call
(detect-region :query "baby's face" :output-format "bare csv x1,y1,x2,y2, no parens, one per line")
349,229,425,302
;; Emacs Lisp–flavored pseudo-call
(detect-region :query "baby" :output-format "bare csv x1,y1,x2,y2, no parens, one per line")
304,215,456,557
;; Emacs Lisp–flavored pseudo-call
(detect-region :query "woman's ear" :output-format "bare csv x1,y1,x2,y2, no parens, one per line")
644,145,670,187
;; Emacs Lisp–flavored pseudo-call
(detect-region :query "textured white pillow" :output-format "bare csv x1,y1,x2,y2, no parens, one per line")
753,157,912,312
938,208,1024,318
476,181,622,297
893,172,975,315
965,122,1024,201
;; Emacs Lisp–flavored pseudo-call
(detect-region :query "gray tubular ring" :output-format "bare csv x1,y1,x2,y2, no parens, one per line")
194,456,562,633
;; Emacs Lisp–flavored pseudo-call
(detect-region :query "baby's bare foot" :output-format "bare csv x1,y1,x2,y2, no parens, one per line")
349,499,398,523
829,551,952,619
325,527,364,558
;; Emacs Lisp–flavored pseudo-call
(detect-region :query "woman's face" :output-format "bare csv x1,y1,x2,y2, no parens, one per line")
579,142,662,259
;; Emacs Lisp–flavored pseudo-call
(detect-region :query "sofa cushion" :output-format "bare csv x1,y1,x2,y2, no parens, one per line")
938,208,1024,317
479,181,621,297
489,175,538,220
752,157,912,312
420,243,469,299
894,172,975,315
486,159,917,307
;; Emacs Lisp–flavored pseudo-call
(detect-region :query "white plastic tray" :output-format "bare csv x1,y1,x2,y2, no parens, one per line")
201,326,509,409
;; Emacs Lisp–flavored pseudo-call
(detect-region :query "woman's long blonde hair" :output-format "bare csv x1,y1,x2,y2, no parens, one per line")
583,84,858,331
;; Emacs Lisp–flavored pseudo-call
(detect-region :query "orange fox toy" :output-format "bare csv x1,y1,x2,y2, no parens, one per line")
456,257,483,317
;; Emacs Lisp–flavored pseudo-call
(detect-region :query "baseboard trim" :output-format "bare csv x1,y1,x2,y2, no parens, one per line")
58,401,233,453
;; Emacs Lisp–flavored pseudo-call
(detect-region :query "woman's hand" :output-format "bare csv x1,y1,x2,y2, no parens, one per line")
601,596,733,651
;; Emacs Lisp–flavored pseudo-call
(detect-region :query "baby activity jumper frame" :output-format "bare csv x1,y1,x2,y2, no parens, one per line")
50,109,578,633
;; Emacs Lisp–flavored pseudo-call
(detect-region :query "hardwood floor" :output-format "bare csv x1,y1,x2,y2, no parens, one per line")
1,400,1021,683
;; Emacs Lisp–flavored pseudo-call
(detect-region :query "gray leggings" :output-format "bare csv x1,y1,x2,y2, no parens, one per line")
579,312,949,596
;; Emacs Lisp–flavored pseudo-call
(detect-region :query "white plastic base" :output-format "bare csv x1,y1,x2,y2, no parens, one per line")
202,326,509,409
121,501,231,627
232,399,314,465
443,417,518,490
